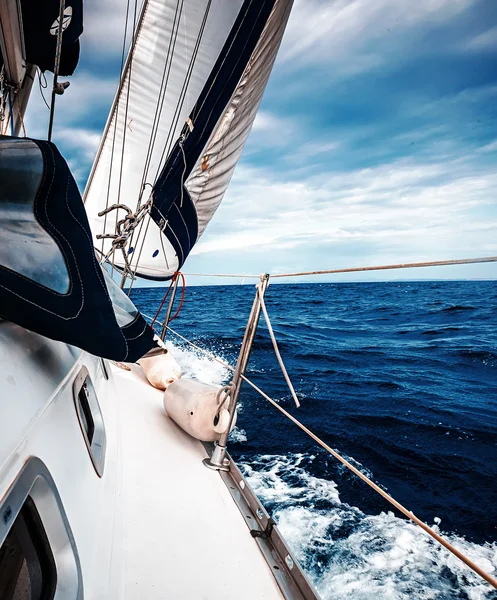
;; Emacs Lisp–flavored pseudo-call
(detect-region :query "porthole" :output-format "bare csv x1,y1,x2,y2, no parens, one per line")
0,497,56,599
0,458,83,599
72,366,106,477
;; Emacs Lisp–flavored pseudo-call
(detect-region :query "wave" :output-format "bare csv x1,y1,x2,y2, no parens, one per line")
441,305,476,312
239,454,497,600
421,327,463,335
455,350,497,364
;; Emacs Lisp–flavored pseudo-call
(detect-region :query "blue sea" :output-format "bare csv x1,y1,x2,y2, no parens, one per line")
132,281,497,599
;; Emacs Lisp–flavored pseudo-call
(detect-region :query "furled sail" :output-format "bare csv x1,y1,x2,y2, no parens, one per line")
84,0,292,280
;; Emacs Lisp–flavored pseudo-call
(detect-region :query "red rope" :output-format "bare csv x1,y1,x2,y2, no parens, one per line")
150,276,175,326
168,272,186,322
150,271,186,327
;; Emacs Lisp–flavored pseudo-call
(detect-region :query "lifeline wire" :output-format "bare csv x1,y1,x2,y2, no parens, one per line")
183,255,497,279
143,314,497,591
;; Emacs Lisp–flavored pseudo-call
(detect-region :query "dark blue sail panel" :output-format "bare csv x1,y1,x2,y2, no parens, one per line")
0,136,154,362
151,0,277,272
21,0,83,75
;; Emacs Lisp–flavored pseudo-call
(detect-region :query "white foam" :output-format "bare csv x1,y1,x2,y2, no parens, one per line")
241,454,497,600
229,426,248,443
163,343,497,598
166,340,229,387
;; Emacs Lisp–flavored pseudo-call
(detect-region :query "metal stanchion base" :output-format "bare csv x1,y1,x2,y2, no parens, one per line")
203,442,230,472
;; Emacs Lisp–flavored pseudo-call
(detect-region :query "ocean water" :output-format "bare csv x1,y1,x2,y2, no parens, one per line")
131,281,497,599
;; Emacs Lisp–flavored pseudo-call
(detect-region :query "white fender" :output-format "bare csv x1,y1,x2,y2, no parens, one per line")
213,407,231,435
163,379,236,442
138,350,182,391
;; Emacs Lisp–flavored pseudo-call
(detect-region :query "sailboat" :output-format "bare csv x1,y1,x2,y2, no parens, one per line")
0,0,321,597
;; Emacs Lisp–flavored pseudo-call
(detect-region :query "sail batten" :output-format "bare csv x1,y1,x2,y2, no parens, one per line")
85,0,293,281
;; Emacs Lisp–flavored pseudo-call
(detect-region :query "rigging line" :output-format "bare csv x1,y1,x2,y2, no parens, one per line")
126,211,152,294
141,0,184,189
37,69,50,110
116,0,139,218
142,316,497,592
179,138,187,207
47,0,66,141
257,284,300,408
126,183,153,275
113,0,139,278
268,256,497,278
153,0,213,186
124,215,147,292
183,255,497,279
159,222,171,271
101,0,133,254
168,271,186,322
153,1,211,185
126,0,184,262
150,277,175,325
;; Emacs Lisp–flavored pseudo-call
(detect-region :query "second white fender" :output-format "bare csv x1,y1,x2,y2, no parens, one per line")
163,378,237,442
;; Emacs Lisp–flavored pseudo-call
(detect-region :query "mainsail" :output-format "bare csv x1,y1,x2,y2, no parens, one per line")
84,0,292,280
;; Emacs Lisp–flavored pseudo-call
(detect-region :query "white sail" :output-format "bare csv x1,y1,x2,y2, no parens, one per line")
84,0,292,280
186,0,293,239
84,0,244,277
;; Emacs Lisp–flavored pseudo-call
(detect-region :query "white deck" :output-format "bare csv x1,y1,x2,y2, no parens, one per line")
112,364,284,599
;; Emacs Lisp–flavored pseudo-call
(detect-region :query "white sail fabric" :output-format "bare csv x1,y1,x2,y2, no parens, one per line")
186,0,293,239
85,0,293,280
84,0,244,278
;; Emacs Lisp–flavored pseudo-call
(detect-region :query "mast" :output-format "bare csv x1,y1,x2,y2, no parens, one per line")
0,0,28,135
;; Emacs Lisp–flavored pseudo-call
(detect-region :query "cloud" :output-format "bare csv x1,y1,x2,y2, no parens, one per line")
82,0,137,60
277,0,473,74
17,0,495,283
464,25,497,52
191,140,497,277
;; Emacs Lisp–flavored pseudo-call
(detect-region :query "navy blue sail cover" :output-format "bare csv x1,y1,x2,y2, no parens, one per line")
21,0,83,75
150,0,277,273
0,136,155,361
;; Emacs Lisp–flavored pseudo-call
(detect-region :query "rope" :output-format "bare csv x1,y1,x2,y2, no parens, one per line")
126,0,184,263
179,138,187,208
116,0,139,216
142,315,497,591
257,284,300,408
37,69,50,110
168,271,186,322
47,0,66,141
101,0,134,256
183,255,497,279
150,271,186,326
153,0,213,185
141,0,184,188
151,278,175,326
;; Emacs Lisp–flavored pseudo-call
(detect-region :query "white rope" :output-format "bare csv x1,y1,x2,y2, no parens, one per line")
143,314,497,591
257,284,300,408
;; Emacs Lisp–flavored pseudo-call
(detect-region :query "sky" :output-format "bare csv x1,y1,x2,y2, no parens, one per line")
25,0,497,284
